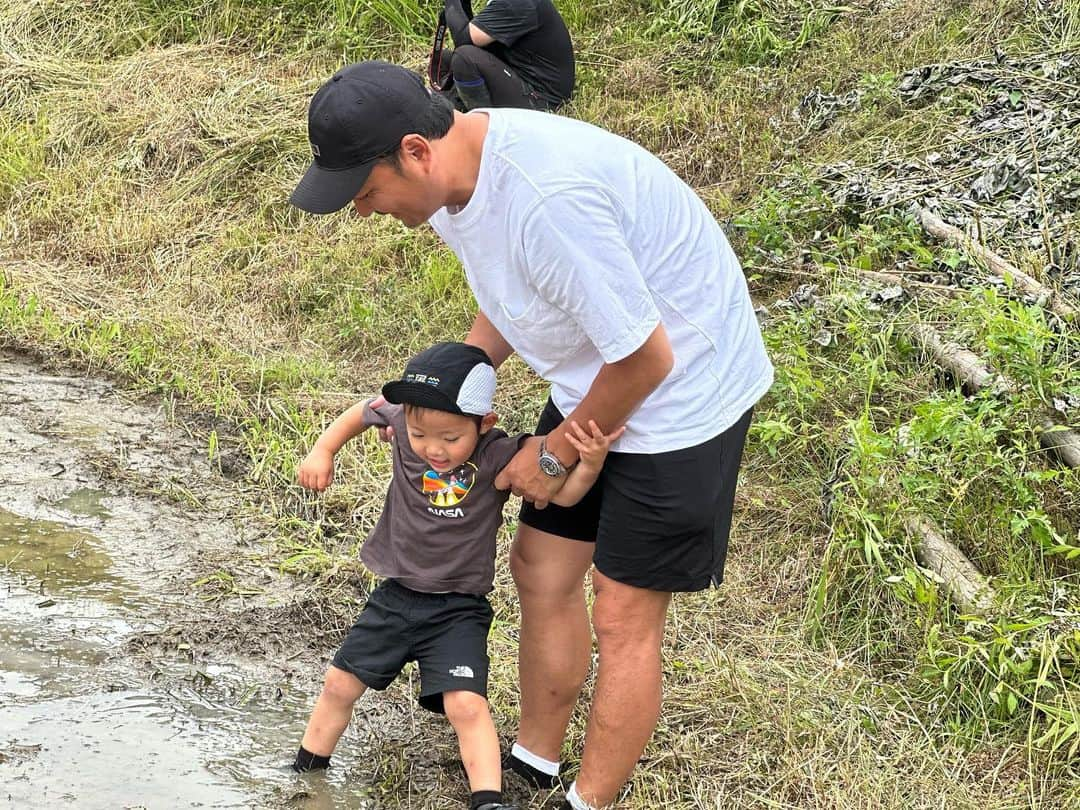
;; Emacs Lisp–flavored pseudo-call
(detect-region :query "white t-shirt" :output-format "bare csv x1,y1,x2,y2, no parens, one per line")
429,108,774,453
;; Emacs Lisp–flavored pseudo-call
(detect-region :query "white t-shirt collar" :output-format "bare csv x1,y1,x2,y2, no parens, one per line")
441,110,498,228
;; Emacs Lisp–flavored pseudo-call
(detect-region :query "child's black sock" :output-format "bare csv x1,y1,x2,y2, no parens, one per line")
292,745,331,773
470,790,502,810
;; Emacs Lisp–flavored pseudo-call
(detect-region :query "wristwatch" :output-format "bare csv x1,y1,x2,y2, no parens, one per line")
537,437,570,478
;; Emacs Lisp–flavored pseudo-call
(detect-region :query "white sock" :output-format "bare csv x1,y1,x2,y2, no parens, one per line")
510,742,559,776
566,781,597,810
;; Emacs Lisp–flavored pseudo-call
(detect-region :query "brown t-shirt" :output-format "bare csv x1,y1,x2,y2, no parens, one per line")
359,401,526,596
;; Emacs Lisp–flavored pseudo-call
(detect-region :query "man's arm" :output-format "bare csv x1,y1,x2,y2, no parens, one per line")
549,420,625,507
468,23,495,46
495,324,674,507
465,310,515,369
546,323,673,466
444,0,496,47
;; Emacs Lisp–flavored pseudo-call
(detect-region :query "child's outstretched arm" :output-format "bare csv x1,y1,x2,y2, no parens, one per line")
550,420,625,507
298,401,372,491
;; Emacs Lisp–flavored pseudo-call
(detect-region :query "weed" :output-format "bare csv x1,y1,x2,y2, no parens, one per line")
3,0,1080,804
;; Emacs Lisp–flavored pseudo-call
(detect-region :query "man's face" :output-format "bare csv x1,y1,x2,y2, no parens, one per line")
351,160,440,228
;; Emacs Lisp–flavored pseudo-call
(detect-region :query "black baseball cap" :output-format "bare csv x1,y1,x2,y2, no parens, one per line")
382,343,497,416
290,61,431,215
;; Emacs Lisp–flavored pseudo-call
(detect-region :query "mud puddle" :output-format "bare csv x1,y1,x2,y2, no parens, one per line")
0,353,399,809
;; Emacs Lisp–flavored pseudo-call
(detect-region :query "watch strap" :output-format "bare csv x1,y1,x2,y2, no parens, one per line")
538,436,570,477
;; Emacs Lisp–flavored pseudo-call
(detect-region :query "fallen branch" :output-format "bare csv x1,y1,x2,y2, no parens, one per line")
909,323,1010,393
1038,418,1080,469
908,322,1080,469
860,273,1080,468
905,516,995,614
916,208,1077,321
859,269,963,295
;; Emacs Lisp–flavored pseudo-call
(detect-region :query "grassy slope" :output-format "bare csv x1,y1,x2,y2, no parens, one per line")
2,0,1079,807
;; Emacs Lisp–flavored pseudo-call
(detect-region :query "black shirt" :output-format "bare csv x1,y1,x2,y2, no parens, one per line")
472,0,575,107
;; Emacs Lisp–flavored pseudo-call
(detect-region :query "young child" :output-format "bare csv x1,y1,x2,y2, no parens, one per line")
292,341,622,810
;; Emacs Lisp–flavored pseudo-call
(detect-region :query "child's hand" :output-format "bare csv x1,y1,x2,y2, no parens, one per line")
564,420,625,472
298,447,336,491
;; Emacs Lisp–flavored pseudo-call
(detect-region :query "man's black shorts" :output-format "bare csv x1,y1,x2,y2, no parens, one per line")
520,398,753,592
331,579,493,713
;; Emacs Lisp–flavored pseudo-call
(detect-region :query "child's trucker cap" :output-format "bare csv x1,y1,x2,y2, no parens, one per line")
382,342,496,416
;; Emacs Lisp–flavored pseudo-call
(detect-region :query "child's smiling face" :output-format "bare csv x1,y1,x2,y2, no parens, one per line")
403,407,483,473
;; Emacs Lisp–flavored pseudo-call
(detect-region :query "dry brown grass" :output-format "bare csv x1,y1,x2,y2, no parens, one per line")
3,0,1078,807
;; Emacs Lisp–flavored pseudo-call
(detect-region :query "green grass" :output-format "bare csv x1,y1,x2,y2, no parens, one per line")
3,0,1080,806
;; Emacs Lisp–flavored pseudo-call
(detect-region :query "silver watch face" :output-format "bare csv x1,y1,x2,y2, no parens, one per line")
538,454,563,477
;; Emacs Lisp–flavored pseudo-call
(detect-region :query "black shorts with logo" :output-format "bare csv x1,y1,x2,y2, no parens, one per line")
331,578,493,714
519,398,753,592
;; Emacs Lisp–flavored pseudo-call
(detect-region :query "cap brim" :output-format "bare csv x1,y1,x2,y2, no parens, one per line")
289,160,375,215
381,381,464,415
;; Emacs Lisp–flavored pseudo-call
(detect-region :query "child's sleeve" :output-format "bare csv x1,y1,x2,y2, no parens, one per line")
362,400,403,430
484,431,530,475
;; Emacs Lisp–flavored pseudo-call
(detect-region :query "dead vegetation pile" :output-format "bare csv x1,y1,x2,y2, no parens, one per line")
819,49,1080,295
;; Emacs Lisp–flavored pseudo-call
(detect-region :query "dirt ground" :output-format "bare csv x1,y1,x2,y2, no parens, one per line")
0,350,520,809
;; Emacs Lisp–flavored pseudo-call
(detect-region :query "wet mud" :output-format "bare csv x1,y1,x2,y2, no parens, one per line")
0,353,481,809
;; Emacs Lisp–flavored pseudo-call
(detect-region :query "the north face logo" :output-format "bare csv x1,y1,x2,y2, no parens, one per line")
449,665,474,678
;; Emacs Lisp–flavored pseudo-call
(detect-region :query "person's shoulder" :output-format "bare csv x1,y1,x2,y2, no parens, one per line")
476,0,539,25
477,427,526,468
477,425,511,451
486,110,597,173
479,112,547,194
495,110,631,165
370,399,404,421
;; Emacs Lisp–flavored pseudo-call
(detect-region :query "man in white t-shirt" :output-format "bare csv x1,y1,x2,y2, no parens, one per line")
290,61,774,810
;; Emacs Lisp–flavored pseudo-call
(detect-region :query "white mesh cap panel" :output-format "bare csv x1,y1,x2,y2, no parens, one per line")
456,362,497,415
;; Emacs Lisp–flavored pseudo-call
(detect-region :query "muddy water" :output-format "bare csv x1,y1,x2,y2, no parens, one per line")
0,355,390,809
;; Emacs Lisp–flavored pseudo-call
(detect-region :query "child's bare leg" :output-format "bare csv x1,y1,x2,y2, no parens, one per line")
300,665,368,757
443,690,501,792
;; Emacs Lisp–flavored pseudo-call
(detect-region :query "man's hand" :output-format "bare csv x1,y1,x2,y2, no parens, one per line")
368,395,394,442
298,446,336,491
494,435,565,509
564,420,625,473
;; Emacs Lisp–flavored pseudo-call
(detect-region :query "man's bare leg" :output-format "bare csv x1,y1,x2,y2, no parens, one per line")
573,570,671,808
509,524,595,762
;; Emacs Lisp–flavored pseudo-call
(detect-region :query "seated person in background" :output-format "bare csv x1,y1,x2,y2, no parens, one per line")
429,0,574,111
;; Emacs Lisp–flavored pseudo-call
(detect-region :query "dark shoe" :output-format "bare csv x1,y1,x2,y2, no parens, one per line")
475,804,521,810
502,751,560,790
454,78,493,110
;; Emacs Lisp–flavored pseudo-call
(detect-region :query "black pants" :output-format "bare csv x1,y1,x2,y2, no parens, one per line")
332,579,493,714
447,45,550,111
